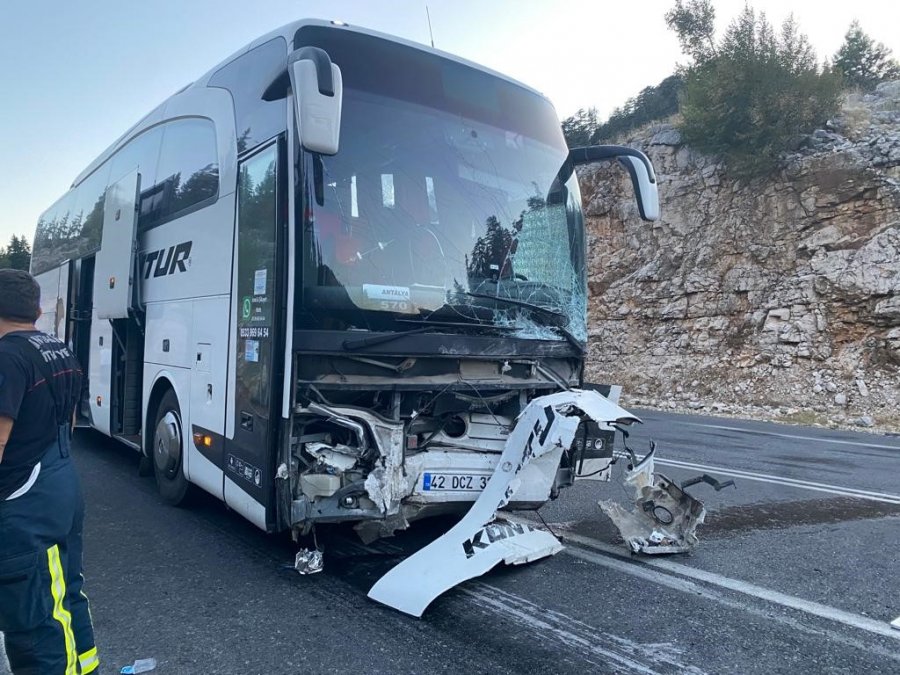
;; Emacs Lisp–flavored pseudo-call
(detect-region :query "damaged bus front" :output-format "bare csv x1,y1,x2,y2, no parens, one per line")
267,22,693,613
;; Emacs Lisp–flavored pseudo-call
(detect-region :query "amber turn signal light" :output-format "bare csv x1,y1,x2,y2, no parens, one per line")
192,432,213,448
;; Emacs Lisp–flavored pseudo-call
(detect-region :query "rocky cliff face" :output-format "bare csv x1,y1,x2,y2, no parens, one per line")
581,81,900,430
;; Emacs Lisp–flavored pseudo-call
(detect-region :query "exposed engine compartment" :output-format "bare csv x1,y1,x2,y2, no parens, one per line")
281,352,612,542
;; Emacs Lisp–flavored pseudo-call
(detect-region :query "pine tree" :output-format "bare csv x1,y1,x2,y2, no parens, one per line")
834,21,900,91
560,108,600,148
665,0,717,64
0,235,32,271
594,74,684,142
671,4,841,175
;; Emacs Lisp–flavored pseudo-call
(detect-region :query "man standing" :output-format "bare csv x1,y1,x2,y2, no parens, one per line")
0,269,98,674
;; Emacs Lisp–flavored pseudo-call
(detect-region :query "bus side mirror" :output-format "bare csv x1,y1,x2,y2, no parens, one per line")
568,145,660,221
289,47,343,156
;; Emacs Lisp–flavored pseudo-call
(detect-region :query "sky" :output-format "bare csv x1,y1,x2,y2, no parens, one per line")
1,0,899,246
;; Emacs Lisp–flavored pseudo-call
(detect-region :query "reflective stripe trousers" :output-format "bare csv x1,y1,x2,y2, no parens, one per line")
0,431,98,674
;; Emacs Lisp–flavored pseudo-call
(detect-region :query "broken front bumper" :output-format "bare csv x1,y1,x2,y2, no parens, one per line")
292,389,715,617
368,389,689,616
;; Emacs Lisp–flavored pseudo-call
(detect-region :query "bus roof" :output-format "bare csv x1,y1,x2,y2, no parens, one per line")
71,18,553,189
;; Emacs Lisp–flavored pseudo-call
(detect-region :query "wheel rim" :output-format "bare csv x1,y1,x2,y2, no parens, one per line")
154,410,182,479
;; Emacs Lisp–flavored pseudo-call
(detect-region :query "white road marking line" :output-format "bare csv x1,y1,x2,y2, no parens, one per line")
559,545,900,662
466,590,659,674
594,451,900,504
558,528,900,642
477,582,702,671
464,584,706,675
646,456,900,505
892,616,900,631
671,421,900,451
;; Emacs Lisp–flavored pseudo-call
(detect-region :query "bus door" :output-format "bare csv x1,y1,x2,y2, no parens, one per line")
89,169,141,437
34,260,71,340
224,141,283,530
94,169,140,319
70,256,94,422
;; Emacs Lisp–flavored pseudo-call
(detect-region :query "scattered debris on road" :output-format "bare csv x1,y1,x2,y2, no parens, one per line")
120,657,157,674
599,444,708,554
294,548,324,575
286,388,734,614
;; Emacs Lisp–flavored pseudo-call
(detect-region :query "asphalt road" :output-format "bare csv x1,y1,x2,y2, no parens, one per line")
3,409,899,674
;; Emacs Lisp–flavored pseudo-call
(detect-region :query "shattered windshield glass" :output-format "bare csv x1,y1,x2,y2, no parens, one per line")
296,39,586,343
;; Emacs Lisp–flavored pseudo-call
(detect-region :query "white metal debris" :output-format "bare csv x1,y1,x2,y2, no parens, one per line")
306,442,358,472
368,389,638,616
294,548,324,575
354,411,406,516
598,445,706,554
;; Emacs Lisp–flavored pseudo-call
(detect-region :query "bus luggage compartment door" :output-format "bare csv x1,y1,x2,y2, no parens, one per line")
94,169,140,320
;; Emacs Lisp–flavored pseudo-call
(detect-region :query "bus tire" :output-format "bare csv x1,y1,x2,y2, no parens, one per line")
151,388,191,506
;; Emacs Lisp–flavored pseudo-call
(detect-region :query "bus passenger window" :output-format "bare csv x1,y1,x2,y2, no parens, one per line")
67,163,112,261
31,191,74,275
152,118,219,224
109,126,162,193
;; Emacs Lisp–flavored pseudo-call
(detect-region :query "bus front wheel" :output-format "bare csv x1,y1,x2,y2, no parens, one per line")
152,389,191,506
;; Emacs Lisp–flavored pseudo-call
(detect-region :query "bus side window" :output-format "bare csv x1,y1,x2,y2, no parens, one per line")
32,191,75,275
109,126,163,223
151,118,219,225
67,163,112,263
207,36,287,155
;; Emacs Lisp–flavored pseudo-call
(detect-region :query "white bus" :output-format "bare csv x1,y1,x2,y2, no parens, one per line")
32,20,672,613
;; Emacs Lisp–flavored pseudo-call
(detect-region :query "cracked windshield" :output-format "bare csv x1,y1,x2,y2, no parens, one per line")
300,71,586,342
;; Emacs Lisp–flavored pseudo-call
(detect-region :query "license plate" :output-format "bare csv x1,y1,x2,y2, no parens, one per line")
422,472,489,491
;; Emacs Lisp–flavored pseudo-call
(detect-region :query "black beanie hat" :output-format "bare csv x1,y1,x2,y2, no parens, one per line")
0,269,41,323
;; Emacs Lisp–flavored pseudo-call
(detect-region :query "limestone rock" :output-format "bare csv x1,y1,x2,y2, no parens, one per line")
853,415,875,427
650,126,682,146
582,83,900,426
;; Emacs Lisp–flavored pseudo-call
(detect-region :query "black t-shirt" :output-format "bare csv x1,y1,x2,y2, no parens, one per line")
0,330,83,500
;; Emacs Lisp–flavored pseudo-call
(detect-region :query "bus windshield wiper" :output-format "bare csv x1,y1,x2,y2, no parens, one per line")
342,326,434,351
459,292,584,354
343,311,517,351
459,291,567,324
396,318,516,330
